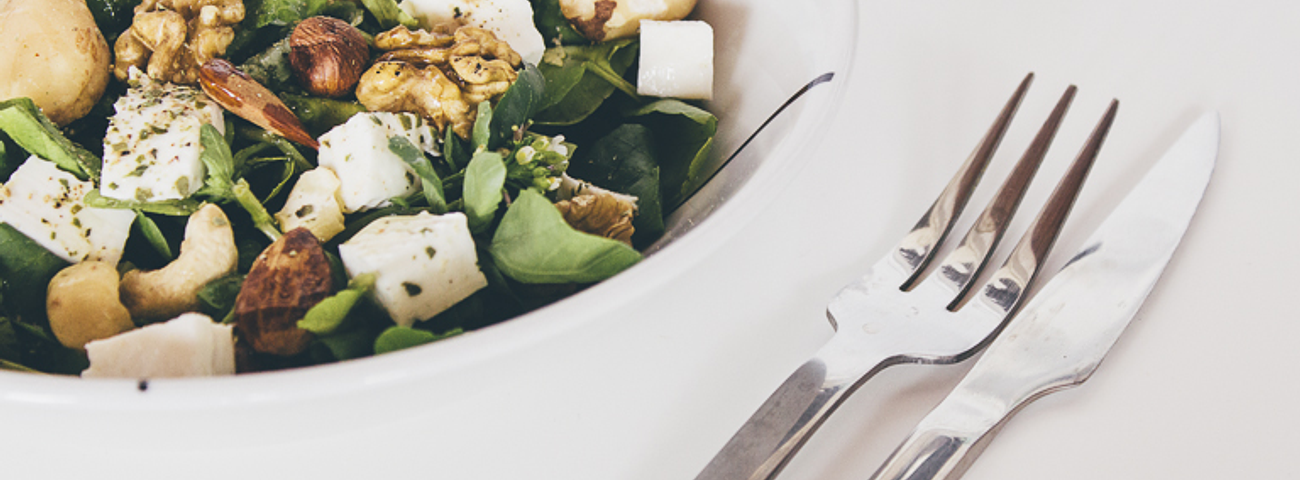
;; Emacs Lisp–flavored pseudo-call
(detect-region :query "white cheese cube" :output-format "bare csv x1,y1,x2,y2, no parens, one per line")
100,69,225,202
637,20,714,100
399,0,545,65
0,156,136,265
81,313,236,378
317,112,439,213
338,211,488,327
275,167,347,242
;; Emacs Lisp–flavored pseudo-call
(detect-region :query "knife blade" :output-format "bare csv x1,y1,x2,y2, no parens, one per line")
867,112,1220,480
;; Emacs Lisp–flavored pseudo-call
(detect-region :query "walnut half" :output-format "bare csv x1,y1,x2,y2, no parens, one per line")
113,0,245,84
357,25,521,139
555,192,637,246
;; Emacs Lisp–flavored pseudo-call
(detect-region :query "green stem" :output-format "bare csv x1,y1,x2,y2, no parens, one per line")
588,62,641,101
233,179,282,241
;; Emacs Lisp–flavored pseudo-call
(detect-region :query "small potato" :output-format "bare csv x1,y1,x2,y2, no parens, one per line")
47,261,134,351
0,0,111,125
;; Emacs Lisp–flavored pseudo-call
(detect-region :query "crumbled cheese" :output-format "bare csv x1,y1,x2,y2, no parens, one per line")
338,212,488,327
399,0,545,65
81,313,236,378
275,167,347,242
638,20,714,100
100,68,225,203
0,156,136,265
317,112,439,213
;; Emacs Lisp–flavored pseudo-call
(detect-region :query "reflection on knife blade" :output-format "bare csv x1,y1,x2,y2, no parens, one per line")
868,112,1220,480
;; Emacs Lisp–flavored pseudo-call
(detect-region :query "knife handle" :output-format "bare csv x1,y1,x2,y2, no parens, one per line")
868,385,1019,480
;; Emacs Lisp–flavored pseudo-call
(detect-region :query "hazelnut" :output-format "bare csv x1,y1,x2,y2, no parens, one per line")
289,16,370,98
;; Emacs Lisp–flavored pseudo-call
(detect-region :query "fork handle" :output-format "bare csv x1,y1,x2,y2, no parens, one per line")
695,340,893,480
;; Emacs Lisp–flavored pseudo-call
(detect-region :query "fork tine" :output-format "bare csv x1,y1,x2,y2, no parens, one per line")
924,85,1077,301
891,73,1033,287
973,99,1120,314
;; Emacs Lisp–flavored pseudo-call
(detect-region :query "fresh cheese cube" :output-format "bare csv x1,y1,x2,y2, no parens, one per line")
399,0,546,65
338,211,488,327
638,20,714,100
0,156,136,265
81,313,236,378
100,69,225,202
317,112,439,213
275,167,347,242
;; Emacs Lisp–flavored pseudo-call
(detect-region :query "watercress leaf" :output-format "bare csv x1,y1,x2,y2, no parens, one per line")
472,101,493,153
568,124,664,243
358,0,419,29
488,62,546,149
0,98,99,180
195,124,236,201
239,36,298,92
531,0,587,44
197,274,245,320
0,223,71,314
279,93,367,136
83,189,204,216
443,125,468,171
314,326,375,360
0,316,21,362
373,326,462,355
134,210,173,260
490,189,641,284
298,273,376,335
534,40,638,126
463,152,506,234
389,136,447,214
84,0,140,39
625,99,718,209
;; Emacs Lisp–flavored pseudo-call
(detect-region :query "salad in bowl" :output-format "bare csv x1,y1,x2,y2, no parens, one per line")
0,0,725,377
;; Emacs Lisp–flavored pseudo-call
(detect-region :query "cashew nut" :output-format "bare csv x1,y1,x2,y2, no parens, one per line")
120,203,238,321
46,261,135,350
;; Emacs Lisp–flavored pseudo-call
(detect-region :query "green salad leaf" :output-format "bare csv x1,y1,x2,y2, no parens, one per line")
299,273,375,335
534,40,639,126
196,124,237,201
358,0,419,29
489,63,546,149
373,326,462,355
490,189,641,284
464,151,507,234
134,210,174,260
568,124,664,243
198,274,245,323
625,99,718,209
531,0,587,45
0,223,71,314
389,136,448,213
0,98,100,180
280,93,368,136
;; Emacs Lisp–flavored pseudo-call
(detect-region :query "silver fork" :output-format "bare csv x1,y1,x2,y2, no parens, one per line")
694,73,1120,480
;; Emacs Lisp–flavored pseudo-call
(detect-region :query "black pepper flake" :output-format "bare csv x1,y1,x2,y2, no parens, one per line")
425,246,436,259
402,282,423,296
295,205,314,218
137,379,149,392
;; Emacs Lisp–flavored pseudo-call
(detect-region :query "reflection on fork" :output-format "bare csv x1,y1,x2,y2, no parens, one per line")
694,73,1120,480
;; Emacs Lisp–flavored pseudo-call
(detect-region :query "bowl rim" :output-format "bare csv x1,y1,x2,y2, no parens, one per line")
0,0,861,410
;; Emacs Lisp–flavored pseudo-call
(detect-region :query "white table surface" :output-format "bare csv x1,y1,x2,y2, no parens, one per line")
6,0,1297,478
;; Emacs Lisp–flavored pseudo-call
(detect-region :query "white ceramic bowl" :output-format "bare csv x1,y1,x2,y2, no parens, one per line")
0,0,857,424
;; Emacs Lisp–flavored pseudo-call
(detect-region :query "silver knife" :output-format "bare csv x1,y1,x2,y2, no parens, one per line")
868,112,1220,480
